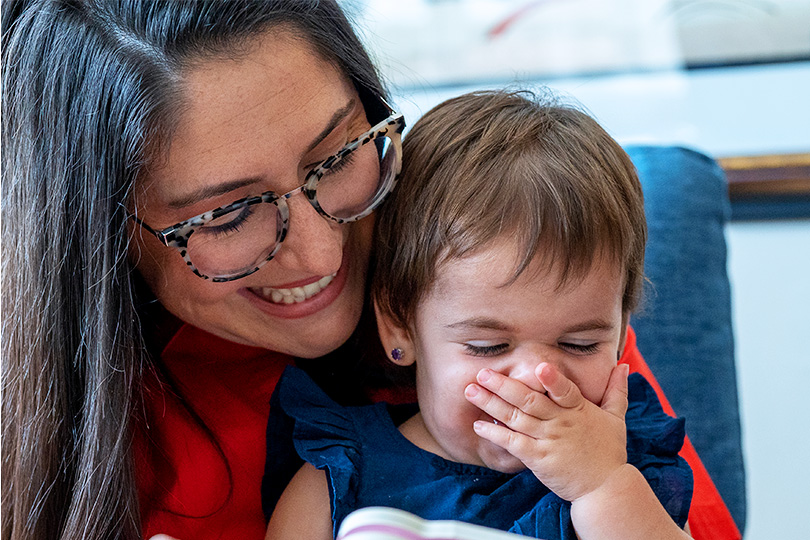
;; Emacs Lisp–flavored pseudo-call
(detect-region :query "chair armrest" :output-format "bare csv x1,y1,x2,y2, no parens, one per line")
626,145,745,532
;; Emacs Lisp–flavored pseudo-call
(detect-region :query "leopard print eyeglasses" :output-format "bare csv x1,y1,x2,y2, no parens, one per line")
131,99,405,282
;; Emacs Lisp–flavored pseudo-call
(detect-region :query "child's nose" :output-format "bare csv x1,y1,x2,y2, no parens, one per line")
504,352,550,393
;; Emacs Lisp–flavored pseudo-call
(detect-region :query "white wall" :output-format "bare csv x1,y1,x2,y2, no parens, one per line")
727,220,810,540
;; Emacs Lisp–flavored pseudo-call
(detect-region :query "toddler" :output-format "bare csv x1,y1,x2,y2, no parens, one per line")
265,90,692,539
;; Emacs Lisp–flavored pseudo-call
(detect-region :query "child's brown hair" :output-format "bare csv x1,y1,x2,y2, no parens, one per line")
373,89,646,329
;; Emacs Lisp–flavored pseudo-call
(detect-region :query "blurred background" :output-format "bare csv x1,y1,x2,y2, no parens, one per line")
341,1,810,538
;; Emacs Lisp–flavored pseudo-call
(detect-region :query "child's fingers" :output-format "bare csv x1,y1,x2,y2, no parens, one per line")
472,417,538,458
599,363,629,418
534,363,584,409
465,382,547,434
472,368,555,419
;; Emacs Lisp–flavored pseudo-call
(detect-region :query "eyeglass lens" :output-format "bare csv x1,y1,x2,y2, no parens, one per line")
185,133,398,279
188,201,285,279
316,135,396,219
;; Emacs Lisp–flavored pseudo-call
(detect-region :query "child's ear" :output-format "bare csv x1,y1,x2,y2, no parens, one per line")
374,299,416,366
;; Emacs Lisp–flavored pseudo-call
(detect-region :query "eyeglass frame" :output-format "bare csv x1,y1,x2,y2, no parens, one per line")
130,97,405,282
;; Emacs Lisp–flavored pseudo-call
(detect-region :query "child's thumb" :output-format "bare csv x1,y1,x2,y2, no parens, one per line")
601,363,629,418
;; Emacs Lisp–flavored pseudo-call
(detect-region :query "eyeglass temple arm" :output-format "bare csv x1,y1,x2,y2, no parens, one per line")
373,94,405,129
127,212,171,246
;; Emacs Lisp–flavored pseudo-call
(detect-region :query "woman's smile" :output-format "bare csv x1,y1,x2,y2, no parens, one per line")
251,272,337,304
240,243,352,320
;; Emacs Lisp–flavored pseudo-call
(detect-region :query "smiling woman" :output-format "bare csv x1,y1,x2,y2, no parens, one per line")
1,1,400,539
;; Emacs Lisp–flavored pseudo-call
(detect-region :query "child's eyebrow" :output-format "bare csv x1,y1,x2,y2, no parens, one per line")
562,319,617,333
444,318,617,334
445,317,510,331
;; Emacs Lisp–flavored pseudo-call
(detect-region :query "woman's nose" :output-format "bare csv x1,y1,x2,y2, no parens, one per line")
272,194,344,275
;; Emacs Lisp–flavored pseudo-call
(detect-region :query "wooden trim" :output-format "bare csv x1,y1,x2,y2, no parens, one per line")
718,153,810,199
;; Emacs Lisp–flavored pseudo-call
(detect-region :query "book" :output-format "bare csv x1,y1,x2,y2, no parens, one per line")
336,506,532,540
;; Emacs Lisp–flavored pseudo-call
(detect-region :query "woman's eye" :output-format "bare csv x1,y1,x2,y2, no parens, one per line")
199,205,254,237
319,148,357,177
559,342,600,355
463,343,509,357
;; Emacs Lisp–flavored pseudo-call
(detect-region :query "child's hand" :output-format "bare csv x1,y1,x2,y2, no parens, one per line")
465,362,630,502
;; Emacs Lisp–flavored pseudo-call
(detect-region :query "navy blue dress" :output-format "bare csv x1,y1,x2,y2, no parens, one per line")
264,366,692,539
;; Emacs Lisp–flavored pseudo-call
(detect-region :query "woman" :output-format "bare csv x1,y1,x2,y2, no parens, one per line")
3,1,401,538
1,2,737,540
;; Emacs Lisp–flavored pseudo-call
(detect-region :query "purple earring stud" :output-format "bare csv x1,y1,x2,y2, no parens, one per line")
391,348,404,361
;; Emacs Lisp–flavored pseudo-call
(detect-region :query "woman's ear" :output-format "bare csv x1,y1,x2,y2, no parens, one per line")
374,300,416,366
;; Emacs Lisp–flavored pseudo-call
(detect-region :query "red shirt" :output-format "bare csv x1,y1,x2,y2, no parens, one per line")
136,324,740,540
136,323,294,540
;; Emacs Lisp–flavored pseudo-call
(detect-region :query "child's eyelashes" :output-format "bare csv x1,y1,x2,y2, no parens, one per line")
461,342,601,357
559,342,600,355
463,342,510,357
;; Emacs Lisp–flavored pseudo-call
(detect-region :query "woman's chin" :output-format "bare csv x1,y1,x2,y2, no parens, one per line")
287,327,356,359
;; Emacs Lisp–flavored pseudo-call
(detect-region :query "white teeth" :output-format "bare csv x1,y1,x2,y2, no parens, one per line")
302,282,320,298
291,287,306,302
258,272,337,304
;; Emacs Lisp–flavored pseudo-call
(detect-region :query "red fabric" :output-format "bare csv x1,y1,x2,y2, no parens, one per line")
136,324,294,540
136,324,740,540
620,327,742,540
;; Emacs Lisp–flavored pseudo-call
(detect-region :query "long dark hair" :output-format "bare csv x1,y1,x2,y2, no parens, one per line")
1,1,386,538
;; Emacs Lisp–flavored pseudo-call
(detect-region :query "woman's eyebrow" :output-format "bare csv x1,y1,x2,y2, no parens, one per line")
168,177,261,209
166,99,357,210
305,98,357,153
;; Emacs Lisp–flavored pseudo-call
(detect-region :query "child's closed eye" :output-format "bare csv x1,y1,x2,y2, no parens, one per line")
463,342,509,357
559,342,600,355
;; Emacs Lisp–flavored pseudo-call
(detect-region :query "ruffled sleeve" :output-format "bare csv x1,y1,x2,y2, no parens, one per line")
626,373,694,527
263,366,368,528
509,492,576,539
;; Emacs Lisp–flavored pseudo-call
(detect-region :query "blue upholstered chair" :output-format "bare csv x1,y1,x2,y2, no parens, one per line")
627,146,746,533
